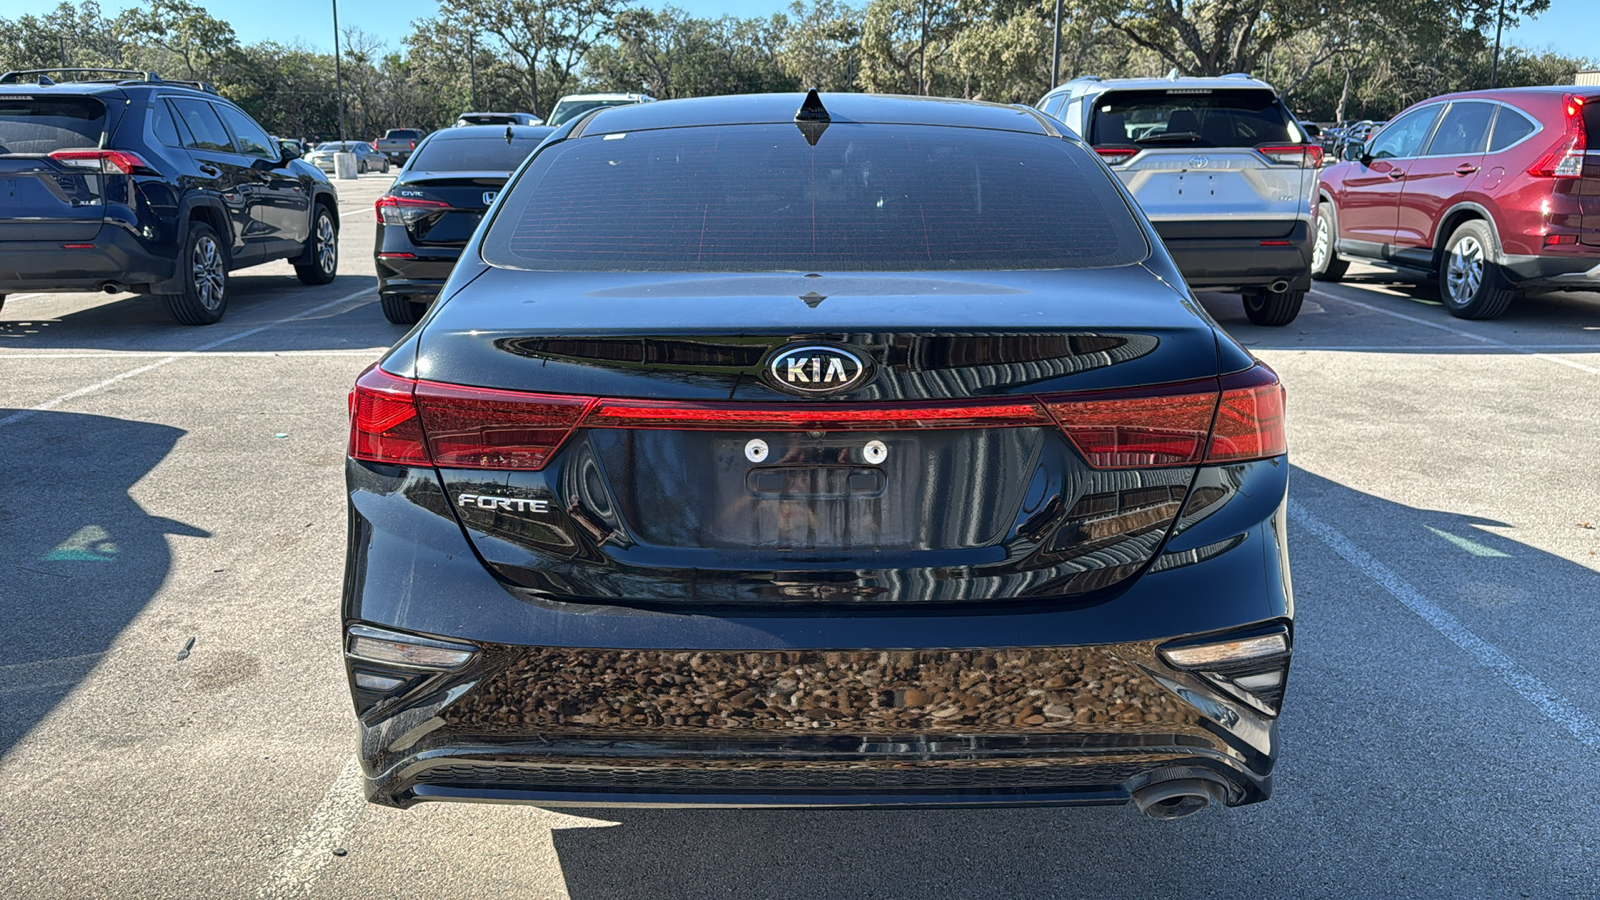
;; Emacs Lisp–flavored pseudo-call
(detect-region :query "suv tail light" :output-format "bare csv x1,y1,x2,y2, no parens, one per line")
1528,94,1587,179
48,149,151,175
409,139,416,149
1095,147,1139,165
349,364,1286,471
1257,144,1324,168
376,195,449,225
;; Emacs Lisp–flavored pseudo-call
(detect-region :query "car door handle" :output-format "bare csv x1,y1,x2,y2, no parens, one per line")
1387,169,1406,180
1455,164,1479,176
198,164,221,177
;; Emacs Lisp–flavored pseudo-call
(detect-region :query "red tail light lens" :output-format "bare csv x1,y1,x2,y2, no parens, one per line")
1528,94,1587,179
414,382,595,469
1207,364,1286,462
1257,144,1324,168
376,195,449,225
48,149,151,174
1095,147,1139,165
585,397,1053,431
1042,380,1219,469
349,365,428,465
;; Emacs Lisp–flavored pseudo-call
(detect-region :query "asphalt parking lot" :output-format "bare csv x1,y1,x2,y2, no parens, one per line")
2,174,1597,899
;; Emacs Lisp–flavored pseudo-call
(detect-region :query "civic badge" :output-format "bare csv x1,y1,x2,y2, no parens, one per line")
482,191,500,205
765,344,871,396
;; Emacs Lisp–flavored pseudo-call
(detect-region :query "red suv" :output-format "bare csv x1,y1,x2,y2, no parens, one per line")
1315,86,1600,318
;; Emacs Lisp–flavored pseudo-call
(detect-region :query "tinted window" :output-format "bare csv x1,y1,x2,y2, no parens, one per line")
149,100,182,147
1425,101,1494,155
385,129,422,140
0,98,105,154
483,124,1148,272
409,134,550,171
1090,89,1297,147
1369,106,1441,160
1490,107,1538,152
214,104,275,159
171,99,233,152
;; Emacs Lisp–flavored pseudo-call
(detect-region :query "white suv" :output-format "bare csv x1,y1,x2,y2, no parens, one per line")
1037,74,1322,325
544,93,656,128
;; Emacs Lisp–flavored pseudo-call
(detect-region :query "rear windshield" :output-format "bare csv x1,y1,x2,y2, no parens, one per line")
1091,89,1301,147
546,100,632,127
409,134,549,172
0,98,106,154
316,142,365,152
385,129,422,140
482,123,1149,272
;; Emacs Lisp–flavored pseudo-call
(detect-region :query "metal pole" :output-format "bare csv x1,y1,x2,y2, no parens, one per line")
469,32,478,111
1490,0,1505,89
59,35,68,69
919,1,927,96
333,0,347,142
1051,0,1062,87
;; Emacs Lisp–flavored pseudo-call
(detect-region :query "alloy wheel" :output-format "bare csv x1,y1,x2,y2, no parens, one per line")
1445,235,1484,305
1312,216,1331,272
316,214,337,276
192,235,225,310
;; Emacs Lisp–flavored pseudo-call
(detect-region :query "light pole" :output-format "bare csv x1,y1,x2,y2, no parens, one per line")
332,0,347,142
1490,0,1506,89
1051,0,1062,87
468,31,478,111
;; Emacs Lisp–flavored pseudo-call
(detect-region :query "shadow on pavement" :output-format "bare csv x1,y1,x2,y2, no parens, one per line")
0,411,208,755
0,273,398,352
544,466,1600,898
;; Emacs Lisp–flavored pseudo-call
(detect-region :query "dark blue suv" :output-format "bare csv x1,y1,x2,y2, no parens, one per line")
0,69,340,324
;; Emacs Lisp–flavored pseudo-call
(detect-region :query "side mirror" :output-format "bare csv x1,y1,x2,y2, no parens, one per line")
1342,141,1368,164
1303,123,1322,138
278,140,301,162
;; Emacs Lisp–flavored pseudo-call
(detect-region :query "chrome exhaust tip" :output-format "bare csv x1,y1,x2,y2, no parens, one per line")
1268,279,1291,293
1131,777,1227,820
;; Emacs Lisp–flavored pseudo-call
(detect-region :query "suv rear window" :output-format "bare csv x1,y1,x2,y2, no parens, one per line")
0,98,106,154
385,129,422,140
409,134,548,172
1091,89,1300,147
482,124,1148,272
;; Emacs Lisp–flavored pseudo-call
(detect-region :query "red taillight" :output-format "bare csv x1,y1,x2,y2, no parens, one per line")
1528,94,1587,179
409,139,416,149
376,195,449,225
1095,147,1139,165
349,365,428,465
414,382,595,470
584,397,1053,431
48,149,150,174
1042,380,1219,469
1257,144,1323,168
1207,364,1286,462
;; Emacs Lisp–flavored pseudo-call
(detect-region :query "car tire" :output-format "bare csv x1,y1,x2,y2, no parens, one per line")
1311,201,1348,281
162,222,229,325
294,204,339,285
1242,288,1304,326
381,293,427,325
358,159,367,174
1439,220,1516,319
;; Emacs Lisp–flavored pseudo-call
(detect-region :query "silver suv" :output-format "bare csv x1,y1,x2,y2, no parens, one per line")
1037,74,1322,326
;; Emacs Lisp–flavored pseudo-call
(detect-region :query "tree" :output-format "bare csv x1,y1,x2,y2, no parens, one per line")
439,0,619,117
858,0,962,95
116,0,238,80
775,0,863,92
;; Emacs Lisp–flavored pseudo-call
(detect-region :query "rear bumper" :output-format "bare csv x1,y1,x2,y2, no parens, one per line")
357,640,1280,810
343,455,1293,811
0,225,175,293
1502,252,1600,290
375,228,459,300
1159,221,1314,291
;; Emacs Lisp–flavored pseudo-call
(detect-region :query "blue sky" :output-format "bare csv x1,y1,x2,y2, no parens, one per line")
74,0,1600,62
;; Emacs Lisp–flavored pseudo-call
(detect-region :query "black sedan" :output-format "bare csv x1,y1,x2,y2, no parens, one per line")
373,124,553,324
344,92,1293,819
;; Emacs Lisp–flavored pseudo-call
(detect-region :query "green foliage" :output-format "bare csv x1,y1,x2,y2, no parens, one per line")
0,0,1591,138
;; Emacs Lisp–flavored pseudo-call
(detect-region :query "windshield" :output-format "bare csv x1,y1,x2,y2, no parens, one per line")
409,133,551,172
1091,89,1301,147
0,98,106,154
545,99,633,127
482,123,1148,272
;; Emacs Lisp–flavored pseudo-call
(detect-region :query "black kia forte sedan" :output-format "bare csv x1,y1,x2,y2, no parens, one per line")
343,92,1293,819
373,124,553,324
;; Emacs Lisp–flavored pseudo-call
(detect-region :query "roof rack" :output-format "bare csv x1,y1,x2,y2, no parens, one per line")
0,68,218,94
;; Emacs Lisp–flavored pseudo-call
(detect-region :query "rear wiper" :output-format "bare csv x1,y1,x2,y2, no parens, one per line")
1137,132,1202,144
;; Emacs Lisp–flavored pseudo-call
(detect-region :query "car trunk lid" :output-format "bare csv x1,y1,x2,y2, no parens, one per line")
0,95,111,241
383,173,508,246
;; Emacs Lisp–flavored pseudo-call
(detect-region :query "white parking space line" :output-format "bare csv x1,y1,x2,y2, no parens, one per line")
256,756,367,900
0,349,388,359
0,286,376,429
1290,500,1600,751
4,293,40,302
1310,288,1600,374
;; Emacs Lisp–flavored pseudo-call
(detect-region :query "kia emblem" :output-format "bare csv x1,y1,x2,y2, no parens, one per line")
765,344,871,395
